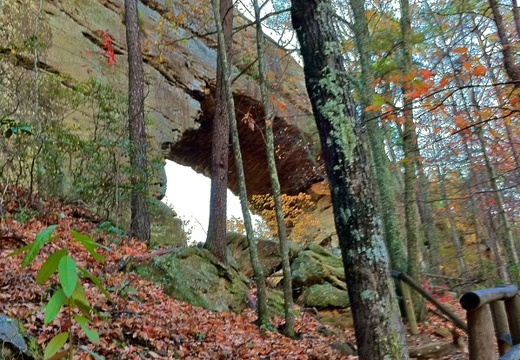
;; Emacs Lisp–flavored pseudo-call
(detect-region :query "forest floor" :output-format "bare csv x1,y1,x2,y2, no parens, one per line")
0,188,469,359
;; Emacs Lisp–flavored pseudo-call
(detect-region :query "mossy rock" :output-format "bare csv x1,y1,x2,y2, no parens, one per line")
227,232,301,278
110,196,186,247
148,198,186,247
135,247,249,312
316,309,354,330
301,283,349,308
291,244,345,292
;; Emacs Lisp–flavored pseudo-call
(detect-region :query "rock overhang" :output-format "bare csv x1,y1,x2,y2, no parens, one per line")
3,0,324,196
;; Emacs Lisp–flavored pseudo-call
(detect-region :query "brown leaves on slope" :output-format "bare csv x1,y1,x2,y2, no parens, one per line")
0,189,355,360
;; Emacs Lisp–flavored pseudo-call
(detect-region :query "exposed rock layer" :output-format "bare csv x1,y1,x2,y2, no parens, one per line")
16,0,324,196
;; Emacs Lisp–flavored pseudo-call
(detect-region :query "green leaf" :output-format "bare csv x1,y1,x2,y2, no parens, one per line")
36,249,67,284
79,346,106,360
58,256,77,297
78,267,111,301
74,315,99,344
43,332,68,360
71,231,105,263
21,225,58,268
7,243,32,257
71,282,92,318
45,289,67,325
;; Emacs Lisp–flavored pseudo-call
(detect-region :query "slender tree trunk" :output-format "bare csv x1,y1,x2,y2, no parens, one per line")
291,0,409,358
475,127,519,269
436,167,467,274
349,0,407,275
206,0,233,264
431,8,514,280
473,23,520,169
488,0,520,86
513,0,520,39
415,158,441,275
462,142,510,282
399,0,427,321
209,0,269,327
349,0,416,332
252,0,295,337
125,0,150,242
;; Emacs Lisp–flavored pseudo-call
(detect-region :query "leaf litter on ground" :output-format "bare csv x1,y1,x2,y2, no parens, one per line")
0,186,468,359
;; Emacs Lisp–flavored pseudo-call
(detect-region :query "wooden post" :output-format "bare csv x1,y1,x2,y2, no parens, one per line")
491,300,512,356
467,304,497,360
400,280,418,335
505,294,520,345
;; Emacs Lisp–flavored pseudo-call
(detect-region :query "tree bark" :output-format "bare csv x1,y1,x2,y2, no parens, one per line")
513,0,520,39
125,0,150,242
399,0,427,320
252,0,295,337
488,0,520,87
349,0,407,275
291,0,409,358
209,0,269,327
206,0,233,264
436,167,467,274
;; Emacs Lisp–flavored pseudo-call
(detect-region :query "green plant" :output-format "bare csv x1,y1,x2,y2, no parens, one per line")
8,226,110,360
96,221,125,236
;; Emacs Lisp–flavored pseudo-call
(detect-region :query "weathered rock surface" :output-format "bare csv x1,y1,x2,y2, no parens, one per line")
0,314,41,359
302,283,350,309
2,0,322,196
227,232,301,278
136,247,249,312
291,243,346,293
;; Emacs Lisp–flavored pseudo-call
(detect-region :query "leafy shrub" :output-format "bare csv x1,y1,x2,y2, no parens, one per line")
8,226,110,360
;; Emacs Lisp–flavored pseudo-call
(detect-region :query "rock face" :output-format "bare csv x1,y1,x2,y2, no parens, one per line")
136,247,250,312
2,0,323,197
227,232,300,278
2,0,339,246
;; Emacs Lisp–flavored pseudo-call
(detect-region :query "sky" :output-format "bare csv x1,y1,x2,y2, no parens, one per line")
161,160,261,243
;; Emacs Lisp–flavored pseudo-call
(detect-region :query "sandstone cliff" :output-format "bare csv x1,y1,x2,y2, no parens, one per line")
1,0,337,247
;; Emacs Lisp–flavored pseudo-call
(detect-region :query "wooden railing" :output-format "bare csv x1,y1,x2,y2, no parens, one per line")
460,285,520,360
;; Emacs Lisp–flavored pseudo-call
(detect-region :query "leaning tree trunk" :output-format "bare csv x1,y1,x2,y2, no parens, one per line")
206,0,233,264
252,0,295,337
488,0,520,87
125,0,150,242
209,0,269,327
291,0,409,358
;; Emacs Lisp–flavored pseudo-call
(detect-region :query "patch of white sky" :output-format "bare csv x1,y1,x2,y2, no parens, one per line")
162,160,263,244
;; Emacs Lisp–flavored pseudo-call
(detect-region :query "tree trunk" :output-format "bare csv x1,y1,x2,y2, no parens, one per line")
252,0,295,337
475,127,519,269
513,0,520,39
399,0,427,320
290,0,409,358
488,0,520,87
349,0,407,275
209,0,269,327
206,0,233,264
436,167,467,274
125,0,150,242
415,157,441,275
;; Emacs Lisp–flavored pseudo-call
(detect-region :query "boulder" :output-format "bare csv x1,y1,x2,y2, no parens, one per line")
227,232,301,278
291,243,345,292
136,247,249,312
301,283,350,308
